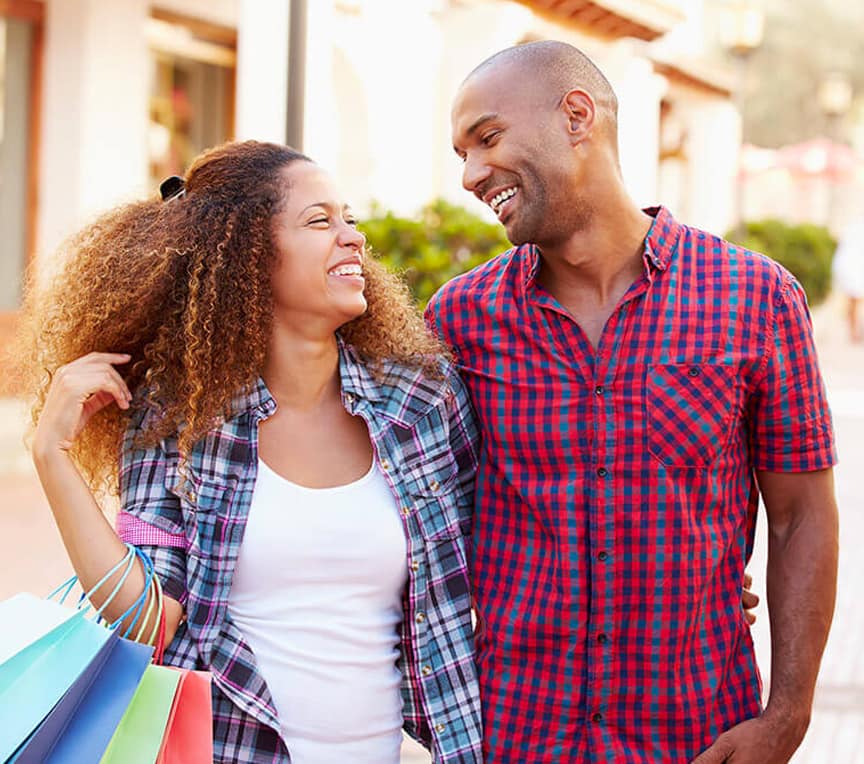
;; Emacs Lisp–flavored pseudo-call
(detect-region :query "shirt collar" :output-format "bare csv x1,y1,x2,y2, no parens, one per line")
338,335,452,429
521,205,683,292
227,335,445,429
641,205,682,273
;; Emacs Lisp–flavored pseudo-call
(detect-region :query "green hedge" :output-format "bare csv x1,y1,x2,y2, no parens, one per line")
726,220,836,306
360,199,509,307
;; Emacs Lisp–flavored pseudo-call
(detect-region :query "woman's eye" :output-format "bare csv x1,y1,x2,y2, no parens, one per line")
309,217,328,225
345,218,359,227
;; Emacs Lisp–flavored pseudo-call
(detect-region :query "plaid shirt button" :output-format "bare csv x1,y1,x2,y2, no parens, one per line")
595,385,605,395
436,723,446,733
592,713,603,723
380,458,391,471
597,633,609,645
429,479,441,491
416,612,426,623
597,467,608,477
411,560,420,571
422,665,432,676
597,551,609,561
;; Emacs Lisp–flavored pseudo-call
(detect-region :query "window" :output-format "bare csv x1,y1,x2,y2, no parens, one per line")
146,10,236,189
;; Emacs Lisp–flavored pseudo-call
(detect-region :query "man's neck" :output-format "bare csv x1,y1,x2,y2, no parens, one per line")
538,200,653,305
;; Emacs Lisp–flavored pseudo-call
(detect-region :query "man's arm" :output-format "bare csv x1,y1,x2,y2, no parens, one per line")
758,468,838,741
692,468,838,764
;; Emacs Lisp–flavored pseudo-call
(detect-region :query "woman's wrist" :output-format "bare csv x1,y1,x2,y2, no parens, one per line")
32,436,73,471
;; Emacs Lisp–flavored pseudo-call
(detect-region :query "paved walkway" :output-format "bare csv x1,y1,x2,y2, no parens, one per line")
1,296,860,763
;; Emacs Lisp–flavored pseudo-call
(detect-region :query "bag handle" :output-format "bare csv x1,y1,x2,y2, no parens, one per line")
46,543,161,639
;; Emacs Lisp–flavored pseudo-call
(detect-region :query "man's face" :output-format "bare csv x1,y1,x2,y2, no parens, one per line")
451,67,584,247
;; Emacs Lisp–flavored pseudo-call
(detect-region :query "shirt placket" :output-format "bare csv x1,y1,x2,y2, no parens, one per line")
346,394,449,754
582,285,648,756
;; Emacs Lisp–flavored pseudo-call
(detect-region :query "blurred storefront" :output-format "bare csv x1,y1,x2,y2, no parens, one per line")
0,0,42,367
1,0,741,387
740,139,864,236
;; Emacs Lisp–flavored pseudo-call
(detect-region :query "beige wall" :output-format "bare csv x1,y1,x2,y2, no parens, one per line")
38,0,150,263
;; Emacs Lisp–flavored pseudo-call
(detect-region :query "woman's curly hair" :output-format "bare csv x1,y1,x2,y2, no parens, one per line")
19,140,448,493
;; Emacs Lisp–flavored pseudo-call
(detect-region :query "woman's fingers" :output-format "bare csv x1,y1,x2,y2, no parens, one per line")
37,353,134,452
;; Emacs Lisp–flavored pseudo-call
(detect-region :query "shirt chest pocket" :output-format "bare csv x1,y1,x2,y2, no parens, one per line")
400,448,464,541
174,478,240,557
647,363,737,469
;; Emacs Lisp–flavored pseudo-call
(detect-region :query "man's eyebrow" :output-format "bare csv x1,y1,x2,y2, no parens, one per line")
453,112,500,153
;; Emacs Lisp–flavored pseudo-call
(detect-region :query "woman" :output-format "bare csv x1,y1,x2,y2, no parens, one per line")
23,141,482,763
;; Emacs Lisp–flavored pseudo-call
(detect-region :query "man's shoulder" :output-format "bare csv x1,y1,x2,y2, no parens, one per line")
682,224,792,292
427,246,520,322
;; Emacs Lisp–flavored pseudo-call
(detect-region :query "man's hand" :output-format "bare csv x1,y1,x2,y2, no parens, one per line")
690,712,807,764
742,572,759,625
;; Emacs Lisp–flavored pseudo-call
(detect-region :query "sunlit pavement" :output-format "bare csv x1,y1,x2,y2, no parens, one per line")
1,295,861,763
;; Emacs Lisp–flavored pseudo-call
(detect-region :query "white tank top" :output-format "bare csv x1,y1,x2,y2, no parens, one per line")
227,459,408,764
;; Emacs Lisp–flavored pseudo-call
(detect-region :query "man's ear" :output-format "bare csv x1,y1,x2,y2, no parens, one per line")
562,89,596,144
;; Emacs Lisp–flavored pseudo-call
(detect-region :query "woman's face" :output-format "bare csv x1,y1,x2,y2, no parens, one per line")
270,162,367,334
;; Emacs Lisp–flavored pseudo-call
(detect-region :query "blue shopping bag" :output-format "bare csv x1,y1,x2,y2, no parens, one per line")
0,599,114,761
10,624,153,763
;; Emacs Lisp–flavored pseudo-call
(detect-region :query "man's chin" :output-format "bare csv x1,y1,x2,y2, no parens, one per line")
503,222,533,247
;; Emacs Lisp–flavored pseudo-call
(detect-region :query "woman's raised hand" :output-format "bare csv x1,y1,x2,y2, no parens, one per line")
34,353,133,455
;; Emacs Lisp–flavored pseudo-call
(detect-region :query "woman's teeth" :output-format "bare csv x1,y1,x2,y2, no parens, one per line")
329,264,363,277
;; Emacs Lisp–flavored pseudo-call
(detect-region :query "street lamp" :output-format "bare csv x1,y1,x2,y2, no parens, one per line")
720,2,765,239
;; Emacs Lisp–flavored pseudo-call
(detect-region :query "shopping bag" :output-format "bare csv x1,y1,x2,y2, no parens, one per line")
100,664,182,764
11,626,154,763
0,593,78,665
0,544,162,762
0,599,113,761
156,669,213,764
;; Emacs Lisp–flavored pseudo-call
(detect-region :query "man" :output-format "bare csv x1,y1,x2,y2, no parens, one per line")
426,41,838,763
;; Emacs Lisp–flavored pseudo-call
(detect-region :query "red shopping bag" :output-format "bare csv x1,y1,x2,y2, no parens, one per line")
151,607,212,764
155,669,212,764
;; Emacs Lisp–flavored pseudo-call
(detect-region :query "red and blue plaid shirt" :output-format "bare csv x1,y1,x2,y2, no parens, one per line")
426,207,836,762
117,339,483,763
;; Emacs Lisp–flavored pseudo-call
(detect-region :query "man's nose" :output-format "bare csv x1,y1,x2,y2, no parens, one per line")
462,154,492,195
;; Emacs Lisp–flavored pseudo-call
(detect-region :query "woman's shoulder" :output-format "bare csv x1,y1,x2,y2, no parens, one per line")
344,348,463,429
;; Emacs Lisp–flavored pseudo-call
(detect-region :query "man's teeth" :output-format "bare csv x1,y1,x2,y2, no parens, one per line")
491,187,517,213
329,264,363,277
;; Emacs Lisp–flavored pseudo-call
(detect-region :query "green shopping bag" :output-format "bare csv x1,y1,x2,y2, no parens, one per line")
100,664,182,764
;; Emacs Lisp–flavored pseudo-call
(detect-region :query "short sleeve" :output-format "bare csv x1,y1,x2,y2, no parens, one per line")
749,275,837,472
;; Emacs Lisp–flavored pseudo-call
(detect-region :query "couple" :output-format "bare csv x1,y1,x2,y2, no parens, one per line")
26,42,837,764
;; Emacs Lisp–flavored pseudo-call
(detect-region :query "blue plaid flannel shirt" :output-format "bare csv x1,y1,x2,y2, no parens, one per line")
116,340,483,763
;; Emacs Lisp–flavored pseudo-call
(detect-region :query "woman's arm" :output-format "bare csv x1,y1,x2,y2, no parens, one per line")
32,352,184,644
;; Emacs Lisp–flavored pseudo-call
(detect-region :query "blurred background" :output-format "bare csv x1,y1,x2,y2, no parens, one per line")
0,0,862,761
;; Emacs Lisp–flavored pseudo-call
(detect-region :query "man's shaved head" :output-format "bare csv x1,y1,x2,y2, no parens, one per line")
451,41,623,247
464,40,618,125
